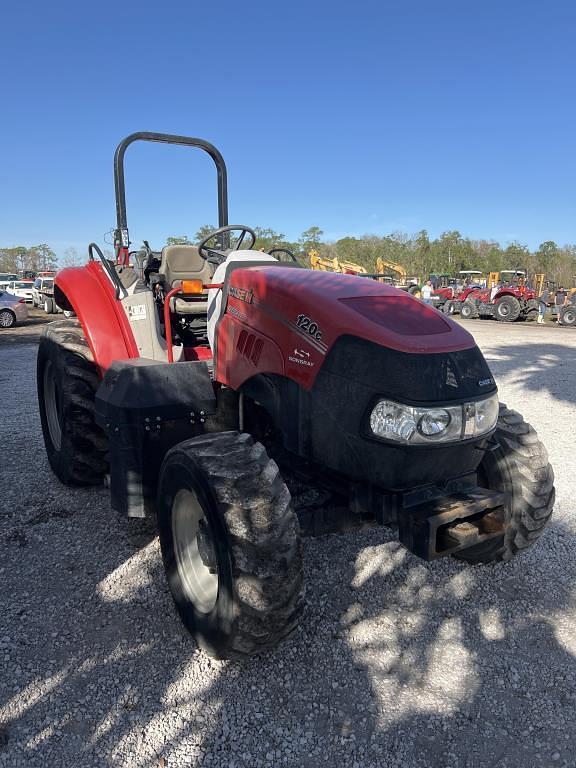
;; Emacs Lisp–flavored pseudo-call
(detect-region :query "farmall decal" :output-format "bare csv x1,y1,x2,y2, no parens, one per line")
227,305,248,322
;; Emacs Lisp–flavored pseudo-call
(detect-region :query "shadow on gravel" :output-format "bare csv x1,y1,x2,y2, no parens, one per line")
483,341,576,406
2,514,576,767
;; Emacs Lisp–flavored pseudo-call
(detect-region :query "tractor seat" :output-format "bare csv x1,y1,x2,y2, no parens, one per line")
158,244,214,314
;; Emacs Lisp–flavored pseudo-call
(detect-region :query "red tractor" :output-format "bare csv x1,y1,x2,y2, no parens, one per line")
429,275,458,313
429,272,483,315
459,271,539,322
37,133,555,659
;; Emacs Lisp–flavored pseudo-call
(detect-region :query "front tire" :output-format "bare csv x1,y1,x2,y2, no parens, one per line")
0,309,16,328
460,300,478,319
37,319,108,485
455,404,554,564
157,431,305,659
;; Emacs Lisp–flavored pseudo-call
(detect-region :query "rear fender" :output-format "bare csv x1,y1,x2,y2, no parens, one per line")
493,290,519,302
55,262,138,374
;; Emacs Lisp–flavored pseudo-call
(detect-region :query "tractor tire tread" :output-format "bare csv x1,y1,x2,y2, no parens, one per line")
179,431,304,658
455,403,554,564
461,300,478,319
39,320,108,485
495,295,521,322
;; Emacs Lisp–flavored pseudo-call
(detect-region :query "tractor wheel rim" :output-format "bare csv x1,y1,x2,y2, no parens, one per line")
500,305,509,316
0,310,14,327
172,488,218,614
43,360,62,450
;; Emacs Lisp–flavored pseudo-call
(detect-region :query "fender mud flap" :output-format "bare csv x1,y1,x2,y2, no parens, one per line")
398,486,506,560
95,359,216,518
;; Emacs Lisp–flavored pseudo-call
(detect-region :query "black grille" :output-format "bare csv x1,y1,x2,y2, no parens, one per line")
319,335,496,404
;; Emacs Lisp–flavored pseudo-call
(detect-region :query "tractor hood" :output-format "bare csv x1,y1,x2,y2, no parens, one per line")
228,265,475,355
215,264,488,393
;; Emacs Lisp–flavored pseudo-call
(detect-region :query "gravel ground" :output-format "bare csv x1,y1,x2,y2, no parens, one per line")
1,318,575,768
0,306,52,345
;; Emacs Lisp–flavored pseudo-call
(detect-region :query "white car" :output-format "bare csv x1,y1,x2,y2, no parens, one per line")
7,280,34,303
0,273,19,290
32,277,54,307
0,290,29,328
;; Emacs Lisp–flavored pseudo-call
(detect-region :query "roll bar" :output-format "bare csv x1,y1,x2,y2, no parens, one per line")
113,132,229,258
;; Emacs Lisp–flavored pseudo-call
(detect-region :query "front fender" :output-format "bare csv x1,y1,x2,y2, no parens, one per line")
55,262,138,374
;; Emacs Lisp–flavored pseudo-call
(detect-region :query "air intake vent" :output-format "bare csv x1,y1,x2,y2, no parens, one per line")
236,331,264,365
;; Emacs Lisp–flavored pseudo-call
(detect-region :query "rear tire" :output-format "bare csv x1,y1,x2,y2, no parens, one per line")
455,404,554,564
560,306,576,327
44,297,54,314
495,295,521,322
460,300,478,319
157,431,304,659
443,300,456,315
0,309,16,328
37,319,108,485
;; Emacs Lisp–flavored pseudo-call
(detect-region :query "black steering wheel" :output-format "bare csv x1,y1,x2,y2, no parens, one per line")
268,248,298,263
198,225,257,264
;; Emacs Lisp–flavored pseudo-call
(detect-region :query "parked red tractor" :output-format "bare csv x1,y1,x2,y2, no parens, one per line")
459,271,539,322
37,133,555,658
430,271,484,315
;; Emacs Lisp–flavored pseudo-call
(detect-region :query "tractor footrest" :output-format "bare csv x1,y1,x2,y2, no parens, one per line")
398,486,506,560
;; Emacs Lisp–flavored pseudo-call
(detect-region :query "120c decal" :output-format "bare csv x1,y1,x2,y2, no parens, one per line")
296,314,323,341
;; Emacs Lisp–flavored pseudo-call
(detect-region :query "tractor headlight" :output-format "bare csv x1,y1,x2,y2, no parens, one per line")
369,394,498,445
418,409,453,437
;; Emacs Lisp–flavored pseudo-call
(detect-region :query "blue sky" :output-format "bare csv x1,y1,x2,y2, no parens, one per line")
0,0,574,258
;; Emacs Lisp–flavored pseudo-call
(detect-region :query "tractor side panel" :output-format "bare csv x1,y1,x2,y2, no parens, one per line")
216,313,287,388
55,262,139,374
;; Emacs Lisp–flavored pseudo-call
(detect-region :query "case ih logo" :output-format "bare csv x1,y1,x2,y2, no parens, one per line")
228,286,254,304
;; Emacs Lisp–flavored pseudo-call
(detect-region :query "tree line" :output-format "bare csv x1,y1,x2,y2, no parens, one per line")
0,244,59,274
2,228,575,286
168,226,576,286
0,245,88,274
